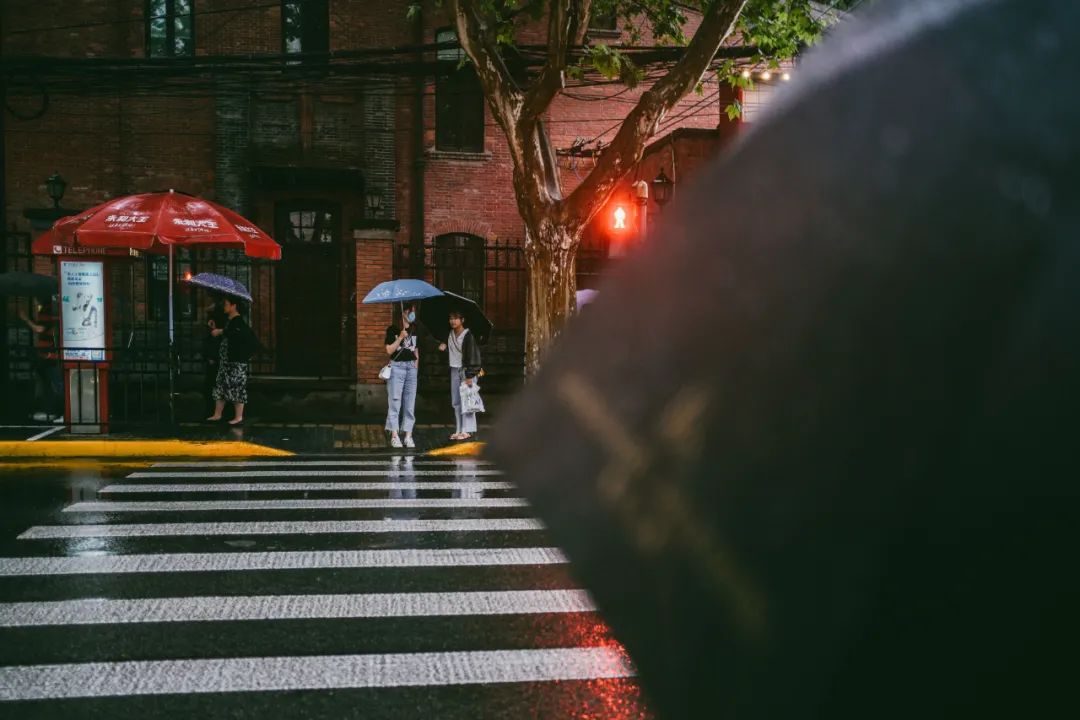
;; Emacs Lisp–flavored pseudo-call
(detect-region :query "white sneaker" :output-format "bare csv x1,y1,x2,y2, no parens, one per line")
404,436,416,448
52,416,65,425
390,435,403,448
32,412,48,422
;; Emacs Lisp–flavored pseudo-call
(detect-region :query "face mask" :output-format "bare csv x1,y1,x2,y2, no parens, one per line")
406,311,416,323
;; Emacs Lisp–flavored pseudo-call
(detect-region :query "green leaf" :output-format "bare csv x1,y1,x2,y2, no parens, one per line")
725,100,743,121
405,3,420,22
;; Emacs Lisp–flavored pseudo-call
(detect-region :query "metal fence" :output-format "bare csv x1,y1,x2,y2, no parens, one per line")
2,234,282,425
394,238,609,394
395,238,526,393
4,230,611,424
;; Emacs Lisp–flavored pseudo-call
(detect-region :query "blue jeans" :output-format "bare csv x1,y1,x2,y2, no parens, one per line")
385,361,418,433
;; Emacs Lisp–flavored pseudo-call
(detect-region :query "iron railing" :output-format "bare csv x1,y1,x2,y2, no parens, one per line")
393,239,609,393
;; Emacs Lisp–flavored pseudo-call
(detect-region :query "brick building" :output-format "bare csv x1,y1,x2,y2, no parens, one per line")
2,0,760,420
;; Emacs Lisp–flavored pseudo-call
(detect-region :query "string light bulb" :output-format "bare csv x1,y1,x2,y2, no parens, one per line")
741,69,751,79
782,72,791,82
761,71,772,81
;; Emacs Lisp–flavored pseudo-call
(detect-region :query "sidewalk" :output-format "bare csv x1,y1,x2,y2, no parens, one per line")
0,422,489,458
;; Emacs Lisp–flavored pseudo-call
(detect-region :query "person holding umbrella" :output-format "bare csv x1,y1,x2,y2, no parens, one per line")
384,302,422,448
417,291,491,442
439,308,484,441
206,296,258,425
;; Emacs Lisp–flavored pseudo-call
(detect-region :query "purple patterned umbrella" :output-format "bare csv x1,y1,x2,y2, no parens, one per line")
186,272,253,302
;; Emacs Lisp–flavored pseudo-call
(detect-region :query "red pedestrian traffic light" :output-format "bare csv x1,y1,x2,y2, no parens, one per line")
612,205,628,231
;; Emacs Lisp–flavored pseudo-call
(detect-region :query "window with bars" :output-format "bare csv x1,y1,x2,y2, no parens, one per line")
277,203,338,244
434,234,485,306
147,251,194,322
435,28,485,153
282,0,329,56
146,0,194,58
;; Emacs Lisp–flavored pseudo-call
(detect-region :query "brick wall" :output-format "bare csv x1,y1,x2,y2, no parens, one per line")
4,0,751,391
418,3,734,250
354,232,394,410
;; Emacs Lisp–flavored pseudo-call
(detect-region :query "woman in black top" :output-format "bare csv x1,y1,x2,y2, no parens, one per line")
384,302,421,448
207,296,257,425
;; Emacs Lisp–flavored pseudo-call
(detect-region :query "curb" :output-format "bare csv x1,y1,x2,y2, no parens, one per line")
0,441,294,459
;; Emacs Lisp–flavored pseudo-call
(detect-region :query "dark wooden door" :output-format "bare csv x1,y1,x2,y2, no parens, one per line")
274,202,342,376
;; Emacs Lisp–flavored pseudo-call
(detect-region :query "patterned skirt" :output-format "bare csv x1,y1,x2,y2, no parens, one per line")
213,340,249,405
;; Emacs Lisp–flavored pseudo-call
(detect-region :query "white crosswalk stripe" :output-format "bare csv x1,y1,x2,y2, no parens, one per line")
64,498,530,512
100,481,516,493
0,547,569,576
0,648,634,701
0,589,596,627
151,460,494,468
0,455,636,708
128,469,505,478
19,518,547,539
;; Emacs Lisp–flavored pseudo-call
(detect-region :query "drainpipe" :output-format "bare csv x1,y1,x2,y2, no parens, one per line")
410,2,426,278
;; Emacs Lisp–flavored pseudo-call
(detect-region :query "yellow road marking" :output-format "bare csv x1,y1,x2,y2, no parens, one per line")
0,441,293,459
427,442,486,458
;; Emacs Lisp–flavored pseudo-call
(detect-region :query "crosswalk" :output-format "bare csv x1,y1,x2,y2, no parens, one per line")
0,455,645,716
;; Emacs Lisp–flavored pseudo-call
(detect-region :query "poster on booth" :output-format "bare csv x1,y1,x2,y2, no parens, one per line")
60,260,106,362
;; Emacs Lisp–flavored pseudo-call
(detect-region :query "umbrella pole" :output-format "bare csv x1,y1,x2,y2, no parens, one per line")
168,244,176,425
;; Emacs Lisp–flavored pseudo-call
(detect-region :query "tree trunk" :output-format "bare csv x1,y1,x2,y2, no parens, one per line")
524,224,580,376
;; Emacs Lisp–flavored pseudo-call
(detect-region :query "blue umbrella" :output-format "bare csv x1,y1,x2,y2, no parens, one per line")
362,279,444,304
187,272,253,302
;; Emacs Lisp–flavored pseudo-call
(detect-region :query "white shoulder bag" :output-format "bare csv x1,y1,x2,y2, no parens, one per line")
380,332,411,381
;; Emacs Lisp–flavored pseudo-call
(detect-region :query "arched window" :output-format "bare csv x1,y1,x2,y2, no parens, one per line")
434,233,485,306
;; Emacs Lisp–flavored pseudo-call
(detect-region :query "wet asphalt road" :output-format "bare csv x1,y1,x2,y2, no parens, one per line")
0,457,650,718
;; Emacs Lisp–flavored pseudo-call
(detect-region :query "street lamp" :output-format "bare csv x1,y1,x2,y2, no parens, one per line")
365,187,384,218
652,169,674,209
45,172,67,209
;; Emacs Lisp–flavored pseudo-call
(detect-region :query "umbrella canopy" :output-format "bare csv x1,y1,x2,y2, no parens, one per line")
418,291,492,344
576,289,599,309
31,190,282,260
186,272,253,302
489,1,1080,717
361,279,444,305
0,271,57,298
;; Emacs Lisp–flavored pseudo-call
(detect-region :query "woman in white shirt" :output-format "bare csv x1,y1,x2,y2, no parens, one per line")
439,309,482,441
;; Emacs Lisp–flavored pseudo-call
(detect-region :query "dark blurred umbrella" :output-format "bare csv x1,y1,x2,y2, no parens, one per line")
186,272,253,302
490,1,1080,717
418,291,493,344
361,279,443,305
0,272,57,298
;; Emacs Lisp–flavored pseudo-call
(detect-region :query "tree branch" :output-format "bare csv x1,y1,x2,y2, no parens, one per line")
450,0,525,135
565,0,747,223
521,1,592,123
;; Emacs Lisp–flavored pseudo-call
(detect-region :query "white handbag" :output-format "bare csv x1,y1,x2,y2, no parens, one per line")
380,335,410,381
460,381,486,414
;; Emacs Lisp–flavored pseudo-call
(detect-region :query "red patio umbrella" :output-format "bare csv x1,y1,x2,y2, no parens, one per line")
32,190,281,423
35,190,281,258
33,189,281,340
